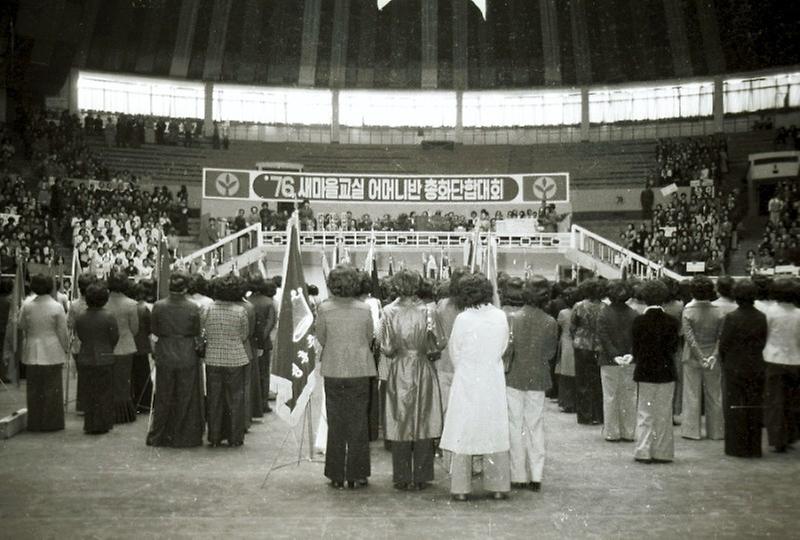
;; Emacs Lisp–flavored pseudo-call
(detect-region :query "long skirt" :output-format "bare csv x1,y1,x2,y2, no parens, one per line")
325,377,370,483
574,349,603,425
723,369,764,457
83,364,115,434
259,349,272,413
558,375,576,412
206,365,246,446
763,363,800,450
25,364,64,432
146,362,205,447
634,382,675,462
250,356,263,419
131,353,153,413
112,354,137,423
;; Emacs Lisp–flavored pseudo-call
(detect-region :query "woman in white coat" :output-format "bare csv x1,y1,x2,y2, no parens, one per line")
440,273,511,501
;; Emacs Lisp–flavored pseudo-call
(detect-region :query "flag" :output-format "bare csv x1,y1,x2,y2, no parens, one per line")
271,213,317,426
3,259,25,385
378,0,486,18
257,258,268,280
440,250,449,280
321,250,331,281
156,237,171,300
342,246,352,266
363,232,375,273
70,249,82,300
473,229,483,272
387,256,394,276
426,254,438,280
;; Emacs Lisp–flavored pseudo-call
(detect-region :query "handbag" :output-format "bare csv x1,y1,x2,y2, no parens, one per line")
425,307,441,362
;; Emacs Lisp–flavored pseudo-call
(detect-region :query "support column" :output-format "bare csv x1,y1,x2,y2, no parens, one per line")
662,0,693,77
421,0,438,89
539,0,562,85
170,0,202,78
455,90,463,144
298,0,323,86
694,0,726,73
330,0,351,88
204,82,214,137
29,0,65,68
452,0,469,89
581,87,590,141
356,2,377,87
331,89,340,143
713,76,724,133
569,0,592,85
478,8,495,88
202,0,234,80
68,68,79,115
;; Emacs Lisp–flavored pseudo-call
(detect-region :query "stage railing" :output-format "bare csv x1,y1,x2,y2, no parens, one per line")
260,230,572,250
571,224,685,281
173,222,262,271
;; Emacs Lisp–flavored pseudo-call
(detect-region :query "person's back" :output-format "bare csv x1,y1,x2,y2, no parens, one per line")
106,291,138,356
75,308,118,365
20,295,68,365
435,297,459,373
682,300,723,358
381,297,428,354
763,301,800,366
151,295,200,368
632,309,679,383
204,301,249,367
506,306,557,392
317,297,374,378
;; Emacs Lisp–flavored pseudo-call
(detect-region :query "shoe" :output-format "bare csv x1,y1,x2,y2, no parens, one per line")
511,482,527,489
621,438,635,442
651,459,673,464
330,481,344,489
229,441,243,447
347,479,368,489
528,482,541,492
208,442,222,448
559,407,575,414
772,445,788,453
413,482,429,491
393,482,408,491
451,494,468,502
491,492,508,500
634,458,653,464
605,438,621,442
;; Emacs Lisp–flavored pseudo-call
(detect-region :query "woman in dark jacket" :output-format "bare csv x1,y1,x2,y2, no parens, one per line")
317,265,376,489
718,279,768,457
131,280,154,413
75,283,119,435
570,279,606,425
632,281,680,463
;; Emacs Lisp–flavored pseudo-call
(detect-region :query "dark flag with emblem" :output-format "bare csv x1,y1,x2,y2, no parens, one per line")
271,213,317,425
3,259,25,385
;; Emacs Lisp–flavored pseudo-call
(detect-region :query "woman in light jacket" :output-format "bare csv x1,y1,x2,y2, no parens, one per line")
381,270,445,491
317,265,376,489
19,274,69,431
440,273,511,501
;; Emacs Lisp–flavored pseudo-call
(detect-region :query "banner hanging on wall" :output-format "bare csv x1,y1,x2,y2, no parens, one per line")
203,169,570,204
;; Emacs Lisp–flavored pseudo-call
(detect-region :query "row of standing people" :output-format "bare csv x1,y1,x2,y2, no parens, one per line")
15,271,280,448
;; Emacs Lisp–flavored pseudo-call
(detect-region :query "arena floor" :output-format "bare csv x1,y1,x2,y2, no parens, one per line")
1,383,798,539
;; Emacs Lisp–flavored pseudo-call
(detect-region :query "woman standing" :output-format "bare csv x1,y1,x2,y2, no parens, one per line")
317,266,375,489
570,279,605,425
505,277,558,492
556,287,579,413
632,281,680,463
74,283,118,435
146,272,204,448
19,274,69,432
381,270,444,491
66,272,96,414
597,280,638,442
718,279,767,457
441,273,511,501
203,276,250,447
131,279,154,413
681,276,725,440
105,272,139,423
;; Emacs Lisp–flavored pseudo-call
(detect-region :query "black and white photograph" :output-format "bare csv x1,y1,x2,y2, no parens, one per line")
0,0,798,537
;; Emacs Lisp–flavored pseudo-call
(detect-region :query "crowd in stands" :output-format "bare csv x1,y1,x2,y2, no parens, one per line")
226,201,568,237
774,125,800,150
622,186,744,275
81,111,230,150
752,180,800,270
0,175,57,272
654,135,728,187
